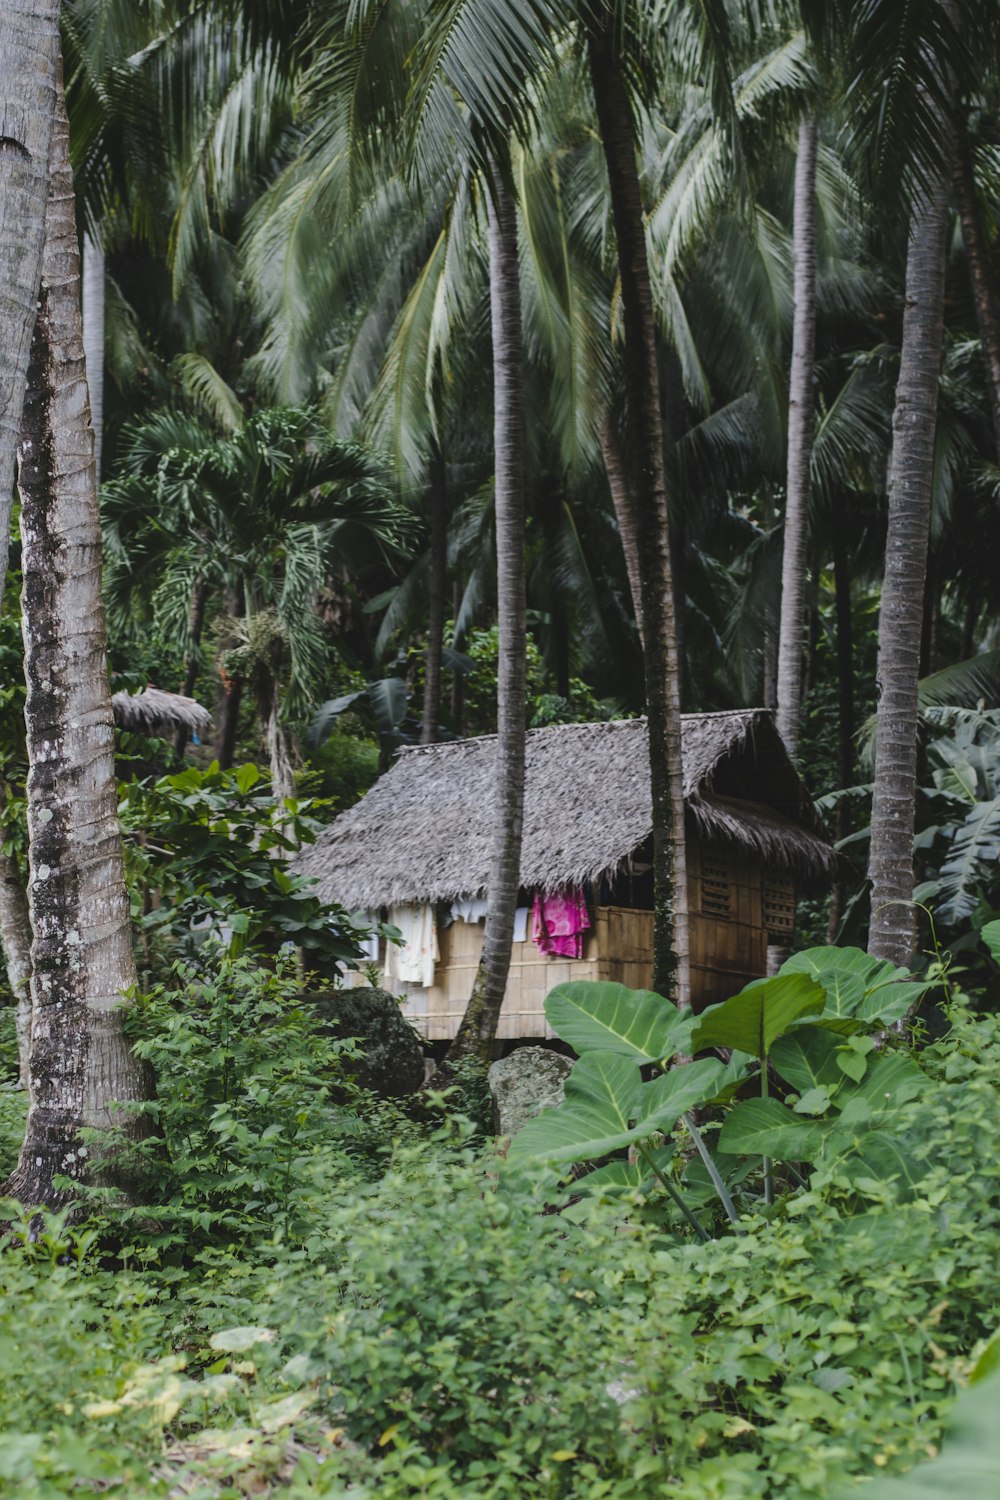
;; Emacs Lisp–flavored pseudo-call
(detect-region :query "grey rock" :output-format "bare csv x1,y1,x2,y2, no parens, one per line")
488,1046,574,1139
304,987,425,1097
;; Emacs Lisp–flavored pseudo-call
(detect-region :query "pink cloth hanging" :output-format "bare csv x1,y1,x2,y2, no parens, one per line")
532,889,590,959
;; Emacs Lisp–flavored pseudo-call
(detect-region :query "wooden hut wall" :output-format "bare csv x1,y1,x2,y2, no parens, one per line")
385,844,798,1038
688,842,768,1007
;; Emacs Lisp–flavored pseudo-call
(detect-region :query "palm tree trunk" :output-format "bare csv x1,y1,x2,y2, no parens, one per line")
451,577,464,734
261,674,296,804
420,440,448,745
868,99,955,969
826,525,855,940
215,584,244,767
599,409,644,644
174,579,208,755
0,0,61,583
955,125,1000,460
0,840,32,1088
445,158,526,1070
776,105,818,761
588,19,689,1004
4,65,152,1212
81,233,105,480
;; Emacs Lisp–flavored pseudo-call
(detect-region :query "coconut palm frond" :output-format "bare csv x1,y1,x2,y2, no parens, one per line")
919,652,1000,712
172,352,244,432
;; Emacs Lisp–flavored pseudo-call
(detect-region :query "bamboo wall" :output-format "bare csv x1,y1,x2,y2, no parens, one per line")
385,842,797,1038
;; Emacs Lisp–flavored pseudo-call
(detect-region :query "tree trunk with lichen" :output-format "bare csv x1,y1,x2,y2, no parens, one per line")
260,674,296,805
444,158,526,1071
3,65,152,1213
0,0,61,577
0,839,32,1088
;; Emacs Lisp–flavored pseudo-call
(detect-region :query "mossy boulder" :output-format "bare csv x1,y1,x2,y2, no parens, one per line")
303,987,425,1097
488,1046,574,1139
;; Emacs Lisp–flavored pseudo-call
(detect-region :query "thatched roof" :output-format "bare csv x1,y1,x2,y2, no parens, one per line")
294,710,836,912
111,687,212,738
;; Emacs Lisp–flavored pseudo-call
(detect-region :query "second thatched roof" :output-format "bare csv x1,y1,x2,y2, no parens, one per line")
111,687,212,738
294,710,836,912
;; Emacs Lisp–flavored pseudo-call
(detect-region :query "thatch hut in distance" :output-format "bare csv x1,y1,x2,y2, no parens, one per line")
111,687,212,740
294,710,837,1041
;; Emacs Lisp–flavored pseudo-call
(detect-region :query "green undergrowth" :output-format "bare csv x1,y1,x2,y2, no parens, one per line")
1,993,999,1497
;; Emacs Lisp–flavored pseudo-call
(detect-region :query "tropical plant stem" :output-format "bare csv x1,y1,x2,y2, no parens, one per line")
682,1113,742,1231
636,1143,708,1242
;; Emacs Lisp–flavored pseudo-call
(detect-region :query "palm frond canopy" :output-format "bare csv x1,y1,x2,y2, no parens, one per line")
111,687,212,738
293,710,836,911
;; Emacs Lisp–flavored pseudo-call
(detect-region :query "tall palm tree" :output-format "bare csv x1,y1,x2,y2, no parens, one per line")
860,0,967,966
5,63,153,1213
587,9,690,1001
775,103,818,760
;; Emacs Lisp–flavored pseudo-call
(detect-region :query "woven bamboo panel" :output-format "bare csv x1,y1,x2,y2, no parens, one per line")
595,906,654,990
391,920,601,1040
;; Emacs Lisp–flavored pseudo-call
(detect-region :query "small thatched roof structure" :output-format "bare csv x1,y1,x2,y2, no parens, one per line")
111,687,212,739
294,710,836,912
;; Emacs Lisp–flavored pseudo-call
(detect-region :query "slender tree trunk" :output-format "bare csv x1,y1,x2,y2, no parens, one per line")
215,584,244,767
826,525,855,940
955,126,1000,459
420,440,448,745
588,20,689,1004
869,67,955,968
215,678,242,768
776,106,818,761
260,674,296,805
4,66,151,1212
0,839,32,1088
600,409,644,644
174,579,208,755
0,0,61,580
81,232,105,480
450,577,464,734
445,158,526,1070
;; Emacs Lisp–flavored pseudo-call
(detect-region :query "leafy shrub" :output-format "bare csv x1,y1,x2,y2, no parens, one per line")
112,954,367,1249
119,761,365,978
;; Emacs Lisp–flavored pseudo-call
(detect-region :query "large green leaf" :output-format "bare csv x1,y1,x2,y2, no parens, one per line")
770,1026,844,1093
544,981,692,1062
836,1131,922,1199
509,1055,726,1167
781,946,933,1025
853,1053,927,1112
718,1098,827,1160
982,921,1000,963
691,973,825,1059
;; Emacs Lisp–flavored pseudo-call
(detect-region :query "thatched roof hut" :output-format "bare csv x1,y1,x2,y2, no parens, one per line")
294,710,835,912
111,687,212,739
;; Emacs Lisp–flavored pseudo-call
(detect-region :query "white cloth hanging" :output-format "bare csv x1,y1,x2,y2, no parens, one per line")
350,912,379,962
513,906,530,944
384,904,439,988
452,896,489,925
